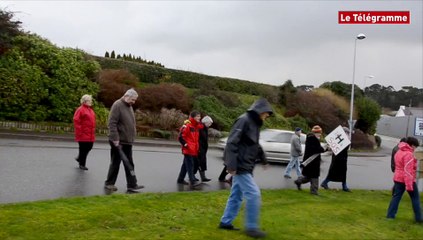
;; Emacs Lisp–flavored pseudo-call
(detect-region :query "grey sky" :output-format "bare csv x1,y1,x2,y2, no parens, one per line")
2,1,422,90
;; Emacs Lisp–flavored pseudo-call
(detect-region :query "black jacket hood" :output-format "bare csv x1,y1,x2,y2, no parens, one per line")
247,98,273,116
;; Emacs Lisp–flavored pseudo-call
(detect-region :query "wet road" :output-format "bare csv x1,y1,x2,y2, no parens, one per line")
0,136,413,204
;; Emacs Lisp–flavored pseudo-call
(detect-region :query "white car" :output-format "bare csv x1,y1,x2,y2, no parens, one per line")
217,129,307,164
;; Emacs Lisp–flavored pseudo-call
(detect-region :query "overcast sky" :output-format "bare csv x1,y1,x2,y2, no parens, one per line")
2,1,422,90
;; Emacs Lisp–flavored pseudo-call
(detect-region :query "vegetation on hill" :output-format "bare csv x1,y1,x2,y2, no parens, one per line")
1,8,421,145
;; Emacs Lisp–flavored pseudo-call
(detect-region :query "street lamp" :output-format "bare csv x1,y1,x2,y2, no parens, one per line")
348,33,366,142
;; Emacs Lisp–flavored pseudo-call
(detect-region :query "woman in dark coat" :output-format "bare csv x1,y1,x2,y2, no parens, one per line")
321,127,350,192
321,146,350,191
294,125,327,195
198,116,213,182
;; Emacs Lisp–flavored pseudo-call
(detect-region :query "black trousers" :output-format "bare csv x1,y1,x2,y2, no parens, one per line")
77,142,94,167
218,166,228,181
105,141,138,188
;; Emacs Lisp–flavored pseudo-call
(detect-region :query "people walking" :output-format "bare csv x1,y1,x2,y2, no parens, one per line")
294,125,327,195
218,98,273,239
73,94,96,171
284,127,303,179
198,115,213,182
177,111,202,188
321,127,351,192
386,137,422,223
104,88,144,192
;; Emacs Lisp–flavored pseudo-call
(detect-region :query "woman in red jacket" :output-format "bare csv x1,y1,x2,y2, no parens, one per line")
73,94,96,170
177,111,201,188
386,136,421,222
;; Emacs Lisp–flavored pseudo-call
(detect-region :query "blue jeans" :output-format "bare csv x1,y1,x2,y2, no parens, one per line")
284,155,301,177
387,181,422,222
220,173,261,230
177,155,196,183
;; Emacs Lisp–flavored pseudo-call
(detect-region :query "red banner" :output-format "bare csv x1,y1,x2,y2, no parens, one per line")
338,11,410,24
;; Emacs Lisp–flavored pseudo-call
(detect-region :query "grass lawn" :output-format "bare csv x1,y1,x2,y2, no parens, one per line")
0,189,422,239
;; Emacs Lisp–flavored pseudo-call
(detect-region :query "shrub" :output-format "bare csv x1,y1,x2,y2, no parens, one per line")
287,114,310,133
0,34,100,122
97,69,139,108
138,83,191,113
285,90,346,133
136,108,187,131
351,130,374,149
193,95,247,131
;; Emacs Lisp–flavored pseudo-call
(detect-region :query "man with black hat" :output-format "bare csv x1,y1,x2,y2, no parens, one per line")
284,127,303,179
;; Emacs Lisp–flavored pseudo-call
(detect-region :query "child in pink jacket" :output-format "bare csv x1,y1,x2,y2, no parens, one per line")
386,137,421,222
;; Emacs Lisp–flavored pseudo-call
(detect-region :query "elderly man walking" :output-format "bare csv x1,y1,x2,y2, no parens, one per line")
104,88,144,192
284,127,303,179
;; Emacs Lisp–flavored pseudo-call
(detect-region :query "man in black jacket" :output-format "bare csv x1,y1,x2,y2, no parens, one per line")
218,98,273,239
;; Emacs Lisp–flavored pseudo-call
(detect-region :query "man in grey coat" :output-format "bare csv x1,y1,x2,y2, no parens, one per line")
104,88,144,192
284,127,303,179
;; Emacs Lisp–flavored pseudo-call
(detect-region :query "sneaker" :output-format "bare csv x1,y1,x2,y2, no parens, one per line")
284,174,291,179
177,180,189,185
201,178,211,182
104,185,118,191
294,180,302,190
245,229,267,238
127,185,144,191
79,165,88,170
218,222,240,231
343,188,352,192
320,183,329,190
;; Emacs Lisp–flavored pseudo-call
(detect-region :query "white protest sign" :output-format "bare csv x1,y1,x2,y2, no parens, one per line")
325,125,351,156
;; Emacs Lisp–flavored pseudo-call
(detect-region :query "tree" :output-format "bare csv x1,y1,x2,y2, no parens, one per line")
0,9,22,54
0,34,101,122
355,97,381,134
110,50,115,58
104,51,109,58
279,80,297,106
320,81,363,100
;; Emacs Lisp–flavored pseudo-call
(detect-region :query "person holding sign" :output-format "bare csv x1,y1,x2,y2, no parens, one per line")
321,127,351,192
294,125,328,195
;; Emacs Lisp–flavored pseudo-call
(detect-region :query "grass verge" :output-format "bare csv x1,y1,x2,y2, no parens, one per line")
0,189,422,239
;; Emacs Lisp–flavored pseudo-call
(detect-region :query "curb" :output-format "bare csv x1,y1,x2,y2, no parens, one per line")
0,131,223,150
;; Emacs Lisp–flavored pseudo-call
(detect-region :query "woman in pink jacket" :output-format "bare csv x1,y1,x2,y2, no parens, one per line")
386,137,421,222
73,94,96,170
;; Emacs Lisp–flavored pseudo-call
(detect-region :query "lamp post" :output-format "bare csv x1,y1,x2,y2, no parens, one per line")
348,33,366,141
